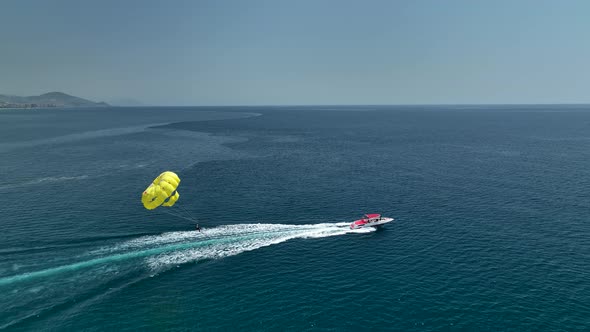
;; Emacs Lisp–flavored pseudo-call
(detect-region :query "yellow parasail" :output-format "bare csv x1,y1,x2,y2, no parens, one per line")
141,171,180,210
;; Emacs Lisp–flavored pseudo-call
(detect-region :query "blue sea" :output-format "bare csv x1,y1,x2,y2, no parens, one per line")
1,105,589,331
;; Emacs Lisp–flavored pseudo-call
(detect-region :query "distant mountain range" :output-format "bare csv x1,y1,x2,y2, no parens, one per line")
0,92,109,108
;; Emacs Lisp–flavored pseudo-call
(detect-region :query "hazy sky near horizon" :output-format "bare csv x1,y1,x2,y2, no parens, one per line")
1,0,589,105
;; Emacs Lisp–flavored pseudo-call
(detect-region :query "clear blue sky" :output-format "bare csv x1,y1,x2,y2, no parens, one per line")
1,0,589,105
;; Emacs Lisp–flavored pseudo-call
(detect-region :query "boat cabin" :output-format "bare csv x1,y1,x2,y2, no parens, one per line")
351,214,381,227
364,214,381,221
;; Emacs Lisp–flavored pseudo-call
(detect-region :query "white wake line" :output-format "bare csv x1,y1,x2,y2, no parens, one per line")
0,175,91,191
0,223,375,286
131,222,376,271
109,222,366,251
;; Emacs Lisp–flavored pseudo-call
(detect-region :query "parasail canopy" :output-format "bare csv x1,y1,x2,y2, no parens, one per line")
141,171,180,210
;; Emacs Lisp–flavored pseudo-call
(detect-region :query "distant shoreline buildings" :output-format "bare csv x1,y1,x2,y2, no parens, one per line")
0,102,59,108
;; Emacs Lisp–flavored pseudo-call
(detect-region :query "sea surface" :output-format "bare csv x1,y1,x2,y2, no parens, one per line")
0,105,589,331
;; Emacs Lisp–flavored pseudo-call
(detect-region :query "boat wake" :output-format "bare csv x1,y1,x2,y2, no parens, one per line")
0,222,374,328
1,223,373,286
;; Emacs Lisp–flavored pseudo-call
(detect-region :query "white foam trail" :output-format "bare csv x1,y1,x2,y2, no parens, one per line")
133,223,374,271
0,222,378,330
0,222,376,286
31,175,90,183
0,175,90,190
109,223,352,251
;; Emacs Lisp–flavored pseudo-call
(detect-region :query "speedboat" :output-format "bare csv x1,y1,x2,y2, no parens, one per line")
350,214,394,229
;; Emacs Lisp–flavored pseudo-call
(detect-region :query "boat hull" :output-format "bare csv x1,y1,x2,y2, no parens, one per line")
350,217,394,229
